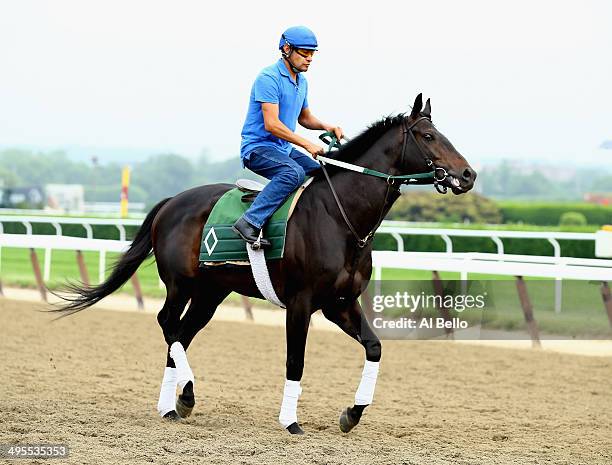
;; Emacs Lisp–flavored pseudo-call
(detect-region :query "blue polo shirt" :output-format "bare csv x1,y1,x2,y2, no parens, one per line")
240,59,309,160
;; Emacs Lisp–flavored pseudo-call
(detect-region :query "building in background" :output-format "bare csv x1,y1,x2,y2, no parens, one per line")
45,184,84,213
0,186,45,209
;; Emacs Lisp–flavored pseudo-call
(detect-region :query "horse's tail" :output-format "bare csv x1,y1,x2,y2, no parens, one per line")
51,197,172,317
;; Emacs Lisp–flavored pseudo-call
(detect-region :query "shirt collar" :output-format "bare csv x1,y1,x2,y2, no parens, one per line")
276,58,300,84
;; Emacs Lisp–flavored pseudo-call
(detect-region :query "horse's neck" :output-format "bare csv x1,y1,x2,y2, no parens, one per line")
324,136,404,239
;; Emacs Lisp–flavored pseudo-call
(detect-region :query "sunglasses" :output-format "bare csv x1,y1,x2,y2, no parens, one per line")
293,48,316,58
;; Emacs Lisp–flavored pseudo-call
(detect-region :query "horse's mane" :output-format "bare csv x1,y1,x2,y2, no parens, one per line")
332,114,406,162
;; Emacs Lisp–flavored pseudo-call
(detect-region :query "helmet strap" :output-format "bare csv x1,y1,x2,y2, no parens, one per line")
281,45,301,74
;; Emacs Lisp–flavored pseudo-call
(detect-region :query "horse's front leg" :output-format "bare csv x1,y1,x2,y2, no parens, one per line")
280,294,312,435
322,299,381,433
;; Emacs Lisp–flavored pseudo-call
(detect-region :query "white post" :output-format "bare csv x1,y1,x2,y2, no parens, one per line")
390,232,404,252
548,238,562,313
83,223,93,239
117,224,126,242
51,222,62,235
492,236,504,255
22,221,32,235
441,234,453,254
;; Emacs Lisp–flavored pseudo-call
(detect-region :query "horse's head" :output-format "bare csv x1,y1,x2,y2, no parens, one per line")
400,94,476,194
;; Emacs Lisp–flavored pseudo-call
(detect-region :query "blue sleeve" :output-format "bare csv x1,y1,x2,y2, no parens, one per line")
253,73,280,104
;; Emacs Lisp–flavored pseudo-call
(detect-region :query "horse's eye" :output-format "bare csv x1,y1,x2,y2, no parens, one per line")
423,133,433,141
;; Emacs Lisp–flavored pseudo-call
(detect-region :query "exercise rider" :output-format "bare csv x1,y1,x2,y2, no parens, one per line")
233,26,344,249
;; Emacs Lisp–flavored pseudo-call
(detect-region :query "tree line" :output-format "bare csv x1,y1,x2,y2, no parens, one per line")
0,149,259,209
1,149,610,222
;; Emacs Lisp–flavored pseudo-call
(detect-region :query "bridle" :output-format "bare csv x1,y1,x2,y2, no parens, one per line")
401,115,450,194
318,115,451,248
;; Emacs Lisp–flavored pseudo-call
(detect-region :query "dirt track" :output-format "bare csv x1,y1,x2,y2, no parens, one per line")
1,298,611,464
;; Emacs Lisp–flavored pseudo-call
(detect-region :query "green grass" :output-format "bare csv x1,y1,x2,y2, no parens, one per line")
377,268,611,338
1,248,610,338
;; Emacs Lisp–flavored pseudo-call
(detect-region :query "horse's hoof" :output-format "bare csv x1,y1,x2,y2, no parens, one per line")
176,381,195,418
176,397,194,418
286,422,304,435
339,407,359,433
176,396,195,418
163,410,181,421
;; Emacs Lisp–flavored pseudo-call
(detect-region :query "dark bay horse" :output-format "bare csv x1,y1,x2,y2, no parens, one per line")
54,94,476,435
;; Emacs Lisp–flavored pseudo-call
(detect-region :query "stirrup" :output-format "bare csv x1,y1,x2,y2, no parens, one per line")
251,229,264,251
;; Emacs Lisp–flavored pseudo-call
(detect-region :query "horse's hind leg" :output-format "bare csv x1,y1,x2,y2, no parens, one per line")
158,286,229,419
321,299,381,433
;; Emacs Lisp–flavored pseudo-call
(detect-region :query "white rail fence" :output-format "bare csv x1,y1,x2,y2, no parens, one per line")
0,215,142,281
1,216,611,345
0,216,144,307
378,222,607,313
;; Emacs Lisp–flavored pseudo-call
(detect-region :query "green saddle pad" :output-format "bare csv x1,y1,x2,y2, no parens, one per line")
199,187,298,264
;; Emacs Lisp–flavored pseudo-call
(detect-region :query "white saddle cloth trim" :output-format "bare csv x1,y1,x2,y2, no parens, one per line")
241,177,314,306
278,379,302,428
157,367,177,417
246,245,285,308
354,360,380,405
169,342,195,390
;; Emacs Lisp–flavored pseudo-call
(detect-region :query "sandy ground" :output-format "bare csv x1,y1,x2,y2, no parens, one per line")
1,297,611,464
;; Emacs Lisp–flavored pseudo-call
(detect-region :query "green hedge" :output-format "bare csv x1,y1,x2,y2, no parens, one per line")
1,214,602,259
0,222,140,240
499,201,612,226
388,191,502,223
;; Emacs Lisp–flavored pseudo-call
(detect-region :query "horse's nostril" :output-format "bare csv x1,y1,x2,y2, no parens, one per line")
462,168,473,180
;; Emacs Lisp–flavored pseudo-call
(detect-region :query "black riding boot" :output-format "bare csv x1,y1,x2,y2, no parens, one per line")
232,217,272,250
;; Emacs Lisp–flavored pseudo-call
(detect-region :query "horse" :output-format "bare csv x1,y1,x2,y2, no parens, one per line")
53,94,476,435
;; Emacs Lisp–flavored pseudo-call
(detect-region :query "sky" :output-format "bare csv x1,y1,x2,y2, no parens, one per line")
0,0,610,167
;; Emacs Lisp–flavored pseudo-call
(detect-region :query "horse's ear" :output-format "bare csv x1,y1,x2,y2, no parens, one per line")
410,93,423,118
423,98,431,118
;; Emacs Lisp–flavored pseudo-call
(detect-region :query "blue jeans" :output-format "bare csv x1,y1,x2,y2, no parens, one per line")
242,147,321,229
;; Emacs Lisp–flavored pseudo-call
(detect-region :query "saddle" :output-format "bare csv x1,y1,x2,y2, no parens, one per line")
236,178,265,203
199,178,313,265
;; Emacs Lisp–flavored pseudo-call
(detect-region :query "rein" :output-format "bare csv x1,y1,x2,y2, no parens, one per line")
317,116,449,248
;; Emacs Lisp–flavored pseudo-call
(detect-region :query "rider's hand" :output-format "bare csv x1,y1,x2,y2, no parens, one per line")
331,126,345,142
306,143,325,159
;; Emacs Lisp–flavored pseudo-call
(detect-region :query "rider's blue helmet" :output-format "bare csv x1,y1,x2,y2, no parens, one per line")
279,26,318,51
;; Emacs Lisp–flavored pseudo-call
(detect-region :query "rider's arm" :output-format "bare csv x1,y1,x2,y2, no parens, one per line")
261,103,323,157
298,107,331,131
299,107,344,141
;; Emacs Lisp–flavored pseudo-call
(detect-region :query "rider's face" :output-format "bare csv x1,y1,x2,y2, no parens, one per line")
283,45,315,72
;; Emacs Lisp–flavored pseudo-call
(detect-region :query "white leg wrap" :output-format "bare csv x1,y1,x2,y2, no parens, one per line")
278,379,302,428
157,367,177,417
169,342,194,390
354,360,380,406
